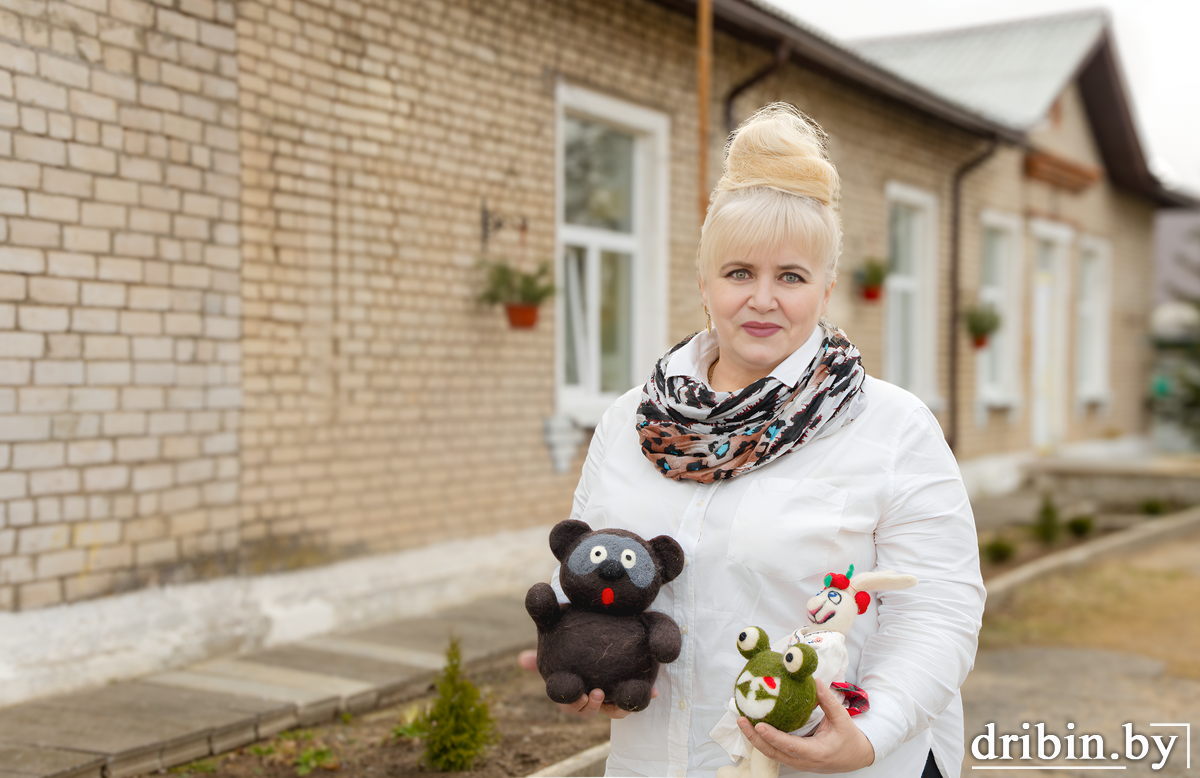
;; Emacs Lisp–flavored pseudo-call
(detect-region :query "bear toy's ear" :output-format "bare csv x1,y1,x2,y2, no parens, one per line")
549,519,593,562
648,535,685,584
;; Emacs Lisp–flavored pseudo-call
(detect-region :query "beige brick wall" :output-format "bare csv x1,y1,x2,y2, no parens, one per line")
0,0,1163,611
0,0,241,610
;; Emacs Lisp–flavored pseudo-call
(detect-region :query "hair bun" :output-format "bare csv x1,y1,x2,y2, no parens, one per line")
715,103,840,207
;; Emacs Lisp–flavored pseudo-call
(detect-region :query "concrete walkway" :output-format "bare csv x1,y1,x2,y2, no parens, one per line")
0,596,536,778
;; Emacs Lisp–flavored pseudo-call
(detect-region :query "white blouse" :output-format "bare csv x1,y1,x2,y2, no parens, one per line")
554,331,984,778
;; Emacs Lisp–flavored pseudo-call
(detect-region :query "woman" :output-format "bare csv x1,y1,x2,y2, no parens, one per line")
523,103,983,778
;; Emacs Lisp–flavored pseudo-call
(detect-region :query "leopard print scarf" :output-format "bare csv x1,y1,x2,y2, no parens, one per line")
636,324,866,482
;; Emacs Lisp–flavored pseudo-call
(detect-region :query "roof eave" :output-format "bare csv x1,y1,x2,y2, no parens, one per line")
647,0,1025,145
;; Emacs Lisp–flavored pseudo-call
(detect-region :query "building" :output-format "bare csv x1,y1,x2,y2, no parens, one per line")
0,0,1188,701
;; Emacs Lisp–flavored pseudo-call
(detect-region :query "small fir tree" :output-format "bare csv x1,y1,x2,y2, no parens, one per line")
1033,494,1060,545
406,637,497,772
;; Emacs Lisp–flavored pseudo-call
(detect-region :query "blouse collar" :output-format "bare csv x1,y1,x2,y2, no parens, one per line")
665,324,826,388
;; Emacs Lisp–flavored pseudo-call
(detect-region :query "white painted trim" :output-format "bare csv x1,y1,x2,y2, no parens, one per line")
0,525,555,710
884,181,942,410
554,81,670,427
975,209,1025,425
1028,218,1074,451
1075,235,1112,409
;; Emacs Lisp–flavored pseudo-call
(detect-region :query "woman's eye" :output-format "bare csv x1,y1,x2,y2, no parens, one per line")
781,272,802,283
729,269,750,280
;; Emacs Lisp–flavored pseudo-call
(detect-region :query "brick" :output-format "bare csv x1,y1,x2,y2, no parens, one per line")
36,548,86,578
69,387,118,411
0,472,26,499
68,143,117,174
0,360,31,384
9,219,60,247
12,442,64,469
28,277,77,305
0,247,45,274
29,466,78,495
156,9,197,39
0,187,25,215
92,71,136,102
18,305,70,332
28,193,79,222
68,89,117,122
18,580,62,609
71,307,118,332
83,464,128,490
14,134,66,166
64,226,110,252
68,439,114,465
34,359,83,384
0,332,44,357
42,170,92,201
0,273,25,300
15,76,67,111
136,538,177,565
87,360,131,384
37,53,89,89
0,160,40,188
48,252,97,279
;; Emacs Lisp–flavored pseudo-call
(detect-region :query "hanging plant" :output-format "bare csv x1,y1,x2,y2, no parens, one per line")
963,303,1001,348
853,258,888,301
477,258,555,329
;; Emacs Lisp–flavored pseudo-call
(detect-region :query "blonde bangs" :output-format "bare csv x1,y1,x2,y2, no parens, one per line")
698,186,841,284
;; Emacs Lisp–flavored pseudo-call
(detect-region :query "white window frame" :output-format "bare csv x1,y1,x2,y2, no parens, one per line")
1028,218,1075,451
1074,235,1112,409
975,209,1025,421
554,82,670,427
884,182,942,410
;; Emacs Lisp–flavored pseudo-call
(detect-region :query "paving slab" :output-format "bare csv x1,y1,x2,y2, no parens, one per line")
0,593,538,777
0,744,103,778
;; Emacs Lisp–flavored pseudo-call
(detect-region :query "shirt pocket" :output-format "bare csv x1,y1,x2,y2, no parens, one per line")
726,477,847,581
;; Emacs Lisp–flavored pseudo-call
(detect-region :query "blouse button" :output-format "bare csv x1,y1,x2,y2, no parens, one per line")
679,700,686,710
680,624,688,634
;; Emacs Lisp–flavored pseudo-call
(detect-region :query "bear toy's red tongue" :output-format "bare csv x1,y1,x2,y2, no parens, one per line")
601,588,614,606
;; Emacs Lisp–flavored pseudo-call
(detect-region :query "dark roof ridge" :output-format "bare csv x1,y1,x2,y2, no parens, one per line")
846,7,1109,49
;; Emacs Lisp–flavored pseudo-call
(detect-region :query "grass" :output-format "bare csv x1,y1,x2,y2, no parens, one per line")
980,540,1200,681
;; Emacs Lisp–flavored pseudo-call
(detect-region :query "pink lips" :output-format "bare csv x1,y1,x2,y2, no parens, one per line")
742,321,782,337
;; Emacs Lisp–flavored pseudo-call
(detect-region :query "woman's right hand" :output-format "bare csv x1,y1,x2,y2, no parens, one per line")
517,649,658,720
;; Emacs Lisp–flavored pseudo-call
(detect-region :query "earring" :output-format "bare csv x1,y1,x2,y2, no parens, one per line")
704,305,711,333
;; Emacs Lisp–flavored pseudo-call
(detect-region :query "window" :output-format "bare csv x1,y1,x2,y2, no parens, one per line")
556,83,670,426
1075,236,1111,406
884,182,941,408
976,210,1024,415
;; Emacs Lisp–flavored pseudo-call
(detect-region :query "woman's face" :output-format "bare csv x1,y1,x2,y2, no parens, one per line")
700,246,834,383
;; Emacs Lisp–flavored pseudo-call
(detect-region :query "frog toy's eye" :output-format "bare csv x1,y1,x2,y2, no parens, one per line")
737,627,761,652
620,549,637,569
590,546,608,564
782,648,804,674
827,590,842,604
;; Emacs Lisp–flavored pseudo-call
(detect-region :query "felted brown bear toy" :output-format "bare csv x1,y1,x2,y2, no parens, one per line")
525,519,685,712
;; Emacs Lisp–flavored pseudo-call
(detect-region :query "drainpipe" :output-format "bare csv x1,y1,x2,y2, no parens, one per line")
697,0,712,224
946,138,999,453
725,42,792,134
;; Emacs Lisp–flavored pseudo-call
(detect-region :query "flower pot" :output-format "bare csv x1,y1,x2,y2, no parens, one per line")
861,285,882,301
972,334,990,349
505,303,539,328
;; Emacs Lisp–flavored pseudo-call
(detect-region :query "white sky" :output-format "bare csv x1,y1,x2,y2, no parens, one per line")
766,0,1200,198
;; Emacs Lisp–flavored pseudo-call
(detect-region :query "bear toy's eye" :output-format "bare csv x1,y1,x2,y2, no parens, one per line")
828,590,842,604
590,546,608,564
782,648,803,674
620,549,637,569
737,627,760,652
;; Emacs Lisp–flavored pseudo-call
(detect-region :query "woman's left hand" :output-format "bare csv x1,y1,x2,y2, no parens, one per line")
736,681,875,774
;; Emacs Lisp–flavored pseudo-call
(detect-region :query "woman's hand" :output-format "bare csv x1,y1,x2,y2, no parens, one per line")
736,681,875,774
517,649,659,720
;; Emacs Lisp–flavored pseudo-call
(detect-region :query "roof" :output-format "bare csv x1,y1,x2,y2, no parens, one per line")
849,10,1108,131
645,0,1193,206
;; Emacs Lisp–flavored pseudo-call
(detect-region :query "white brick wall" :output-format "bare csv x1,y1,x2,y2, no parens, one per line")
0,0,240,609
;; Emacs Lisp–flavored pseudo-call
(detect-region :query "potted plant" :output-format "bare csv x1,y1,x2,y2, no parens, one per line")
963,303,1001,348
854,259,888,300
477,258,556,328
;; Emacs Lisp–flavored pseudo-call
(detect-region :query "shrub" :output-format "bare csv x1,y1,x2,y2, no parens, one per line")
1066,515,1094,538
1032,495,1060,545
1141,498,1168,516
400,637,497,772
983,537,1016,564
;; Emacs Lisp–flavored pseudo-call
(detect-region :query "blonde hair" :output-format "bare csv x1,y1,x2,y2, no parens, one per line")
698,103,842,283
